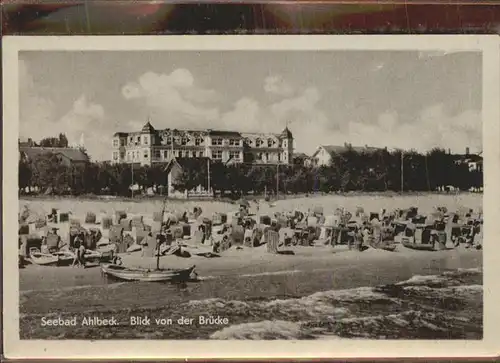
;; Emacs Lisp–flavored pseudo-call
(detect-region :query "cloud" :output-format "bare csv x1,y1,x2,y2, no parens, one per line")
19,59,57,141
20,62,108,160
121,70,329,154
57,95,107,160
119,70,481,157
20,61,481,162
220,86,330,153
264,75,294,96
122,69,219,127
310,104,482,155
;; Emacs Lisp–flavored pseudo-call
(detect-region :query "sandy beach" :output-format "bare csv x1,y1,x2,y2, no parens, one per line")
18,193,483,340
19,193,482,223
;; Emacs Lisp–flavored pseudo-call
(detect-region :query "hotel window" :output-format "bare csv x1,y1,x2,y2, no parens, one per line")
136,136,140,145
213,150,223,160
255,139,263,147
181,137,188,146
144,150,149,158
113,139,119,147
195,138,203,146
143,136,149,145
178,151,183,158
229,139,240,146
198,151,204,157
120,152,125,159
257,152,263,160
113,152,118,160
211,138,223,146
278,153,282,161
229,151,240,160
129,136,133,144
154,150,161,159
267,139,274,147
265,152,270,161
120,139,125,147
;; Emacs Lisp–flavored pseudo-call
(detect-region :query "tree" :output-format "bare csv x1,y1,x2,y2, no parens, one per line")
58,133,69,148
39,133,70,148
30,153,71,194
39,137,60,148
18,159,32,192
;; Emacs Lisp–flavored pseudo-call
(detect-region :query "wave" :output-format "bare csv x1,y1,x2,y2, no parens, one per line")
240,270,303,277
203,268,483,340
20,282,125,294
210,320,307,340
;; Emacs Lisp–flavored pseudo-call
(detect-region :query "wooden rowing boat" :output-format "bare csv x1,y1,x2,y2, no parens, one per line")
369,241,398,252
380,244,397,252
101,264,196,282
401,238,438,251
30,250,75,266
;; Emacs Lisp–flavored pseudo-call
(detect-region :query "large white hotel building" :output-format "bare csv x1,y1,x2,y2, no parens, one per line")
111,121,294,166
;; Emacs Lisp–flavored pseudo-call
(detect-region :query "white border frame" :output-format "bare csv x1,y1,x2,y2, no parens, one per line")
3,35,500,359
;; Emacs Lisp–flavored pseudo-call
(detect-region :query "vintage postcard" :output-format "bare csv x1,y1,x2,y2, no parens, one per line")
3,35,500,359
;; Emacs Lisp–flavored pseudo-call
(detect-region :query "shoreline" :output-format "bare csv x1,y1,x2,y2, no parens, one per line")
20,245,482,293
19,190,482,203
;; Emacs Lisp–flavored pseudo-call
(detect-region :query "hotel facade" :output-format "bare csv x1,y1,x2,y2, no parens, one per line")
111,122,294,166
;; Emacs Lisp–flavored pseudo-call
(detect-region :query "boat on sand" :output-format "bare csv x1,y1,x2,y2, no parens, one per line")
29,250,75,266
101,263,196,282
370,242,397,252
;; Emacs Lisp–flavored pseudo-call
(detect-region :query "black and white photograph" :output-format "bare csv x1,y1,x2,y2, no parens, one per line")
3,35,500,359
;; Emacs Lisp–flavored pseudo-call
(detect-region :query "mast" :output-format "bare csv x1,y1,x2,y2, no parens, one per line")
156,182,169,270
156,238,161,270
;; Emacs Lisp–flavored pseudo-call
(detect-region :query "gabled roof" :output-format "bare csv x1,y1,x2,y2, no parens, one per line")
315,144,382,157
280,127,293,139
19,147,90,162
164,157,211,172
141,121,156,134
113,132,128,137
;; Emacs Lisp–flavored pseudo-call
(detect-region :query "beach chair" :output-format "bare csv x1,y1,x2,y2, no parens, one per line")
371,223,382,249
266,230,280,254
243,228,254,247
193,229,205,244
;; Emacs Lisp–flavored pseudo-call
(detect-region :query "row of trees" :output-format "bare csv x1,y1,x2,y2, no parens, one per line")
19,147,483,197
20,133,70,148
174,148,482,196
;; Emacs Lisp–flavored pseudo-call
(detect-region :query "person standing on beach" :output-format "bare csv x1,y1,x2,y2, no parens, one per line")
72,234,83,268
78,238,87,268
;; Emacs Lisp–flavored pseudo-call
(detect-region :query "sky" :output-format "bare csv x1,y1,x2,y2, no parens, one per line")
19,50,482,161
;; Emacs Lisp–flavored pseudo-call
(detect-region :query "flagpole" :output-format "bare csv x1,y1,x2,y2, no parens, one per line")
400,151,404,194
207,158,211,195
131,163,134,198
